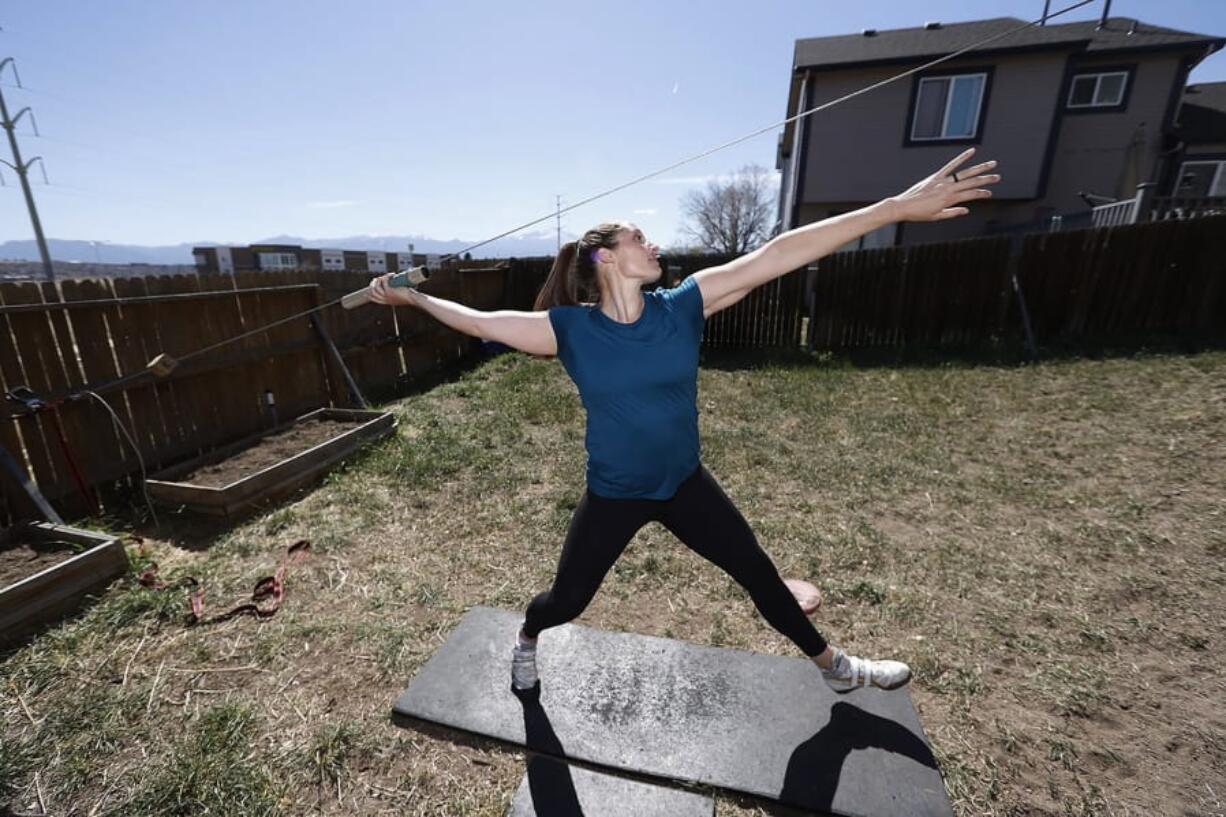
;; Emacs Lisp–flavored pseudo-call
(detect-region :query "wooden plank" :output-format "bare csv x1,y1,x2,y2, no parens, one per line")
59,279,136,474
266,286,330,419
770,275,785,347
0,282,76,514
32,282,100,510
869,250,889,348
0,383,38,523
105,277,176,475
904,243,923,347
147,409,396,517
935,241,956,346
747,282,764,347
0,522,127,645
833,254,850,349
1144,219,1185,333
811,261,830,350
848,251,865,348
1117,221,1156,335
142,274,214,460
1187,217,1226,334
1082,226,1116,336
212,274,270,445
946,242,967,346
235,279,285,436
877,251,896,348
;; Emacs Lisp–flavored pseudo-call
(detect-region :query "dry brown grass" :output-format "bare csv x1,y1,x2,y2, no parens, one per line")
2,347,1224,816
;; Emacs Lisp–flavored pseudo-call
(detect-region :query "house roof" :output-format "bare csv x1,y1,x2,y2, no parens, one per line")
793,16,1225,70
1179,82,1226,144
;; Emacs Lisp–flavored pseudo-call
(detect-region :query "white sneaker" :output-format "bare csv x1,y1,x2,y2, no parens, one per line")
820,647,911,693
511,639,539,690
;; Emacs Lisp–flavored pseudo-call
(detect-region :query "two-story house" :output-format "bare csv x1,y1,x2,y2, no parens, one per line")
777,10,1224,249
1172,81,1226,200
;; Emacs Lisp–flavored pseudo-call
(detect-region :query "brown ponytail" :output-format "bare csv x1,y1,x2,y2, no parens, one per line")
533,222,626,311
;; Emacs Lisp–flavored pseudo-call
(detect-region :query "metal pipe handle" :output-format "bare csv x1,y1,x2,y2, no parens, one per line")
340,266,429,310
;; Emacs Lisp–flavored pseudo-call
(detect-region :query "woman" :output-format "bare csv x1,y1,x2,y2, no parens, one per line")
370,147,1000,693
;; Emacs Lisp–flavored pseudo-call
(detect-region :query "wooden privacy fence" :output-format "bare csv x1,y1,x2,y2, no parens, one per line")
806,215,1226,351
505,255,806,349
0,267,506,524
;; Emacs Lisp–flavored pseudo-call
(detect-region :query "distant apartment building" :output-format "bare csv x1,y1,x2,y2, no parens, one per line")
191,243,442,275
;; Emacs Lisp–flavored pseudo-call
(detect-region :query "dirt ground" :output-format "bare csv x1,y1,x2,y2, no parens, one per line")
177,418,359,487
0,538,81,588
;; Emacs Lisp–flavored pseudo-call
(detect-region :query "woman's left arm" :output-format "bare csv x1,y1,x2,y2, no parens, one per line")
692,148,1001,317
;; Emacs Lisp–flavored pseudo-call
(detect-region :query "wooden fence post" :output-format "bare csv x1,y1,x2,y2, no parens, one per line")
1006,235,1038,358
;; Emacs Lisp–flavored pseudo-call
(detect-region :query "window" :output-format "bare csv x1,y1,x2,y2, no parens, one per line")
258,252,298,270
911,73,987,141
1174,160,1226,198
1067,71,1128,109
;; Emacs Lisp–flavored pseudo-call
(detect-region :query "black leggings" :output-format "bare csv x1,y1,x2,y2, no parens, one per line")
522,464,828,657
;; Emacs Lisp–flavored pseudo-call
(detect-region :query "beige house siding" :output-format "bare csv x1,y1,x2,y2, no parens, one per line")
1043,54,1187,211
800,52,1068,206
787,35,1217,247
797,51,1076,245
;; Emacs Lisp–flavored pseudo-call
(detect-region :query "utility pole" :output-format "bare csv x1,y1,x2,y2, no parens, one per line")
0,58,55,282
555,194,561,252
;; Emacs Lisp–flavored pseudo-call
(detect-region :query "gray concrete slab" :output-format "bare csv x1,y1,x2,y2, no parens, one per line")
393,606,951,817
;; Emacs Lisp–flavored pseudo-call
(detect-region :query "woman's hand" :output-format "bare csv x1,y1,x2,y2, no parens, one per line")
888,147,1001,223
367,272,418,307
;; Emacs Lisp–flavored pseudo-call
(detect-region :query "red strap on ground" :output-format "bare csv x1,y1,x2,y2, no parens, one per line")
136,539,310,625
203,539,310,624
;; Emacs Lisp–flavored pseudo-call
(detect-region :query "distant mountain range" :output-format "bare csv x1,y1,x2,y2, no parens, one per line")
0,231,573,265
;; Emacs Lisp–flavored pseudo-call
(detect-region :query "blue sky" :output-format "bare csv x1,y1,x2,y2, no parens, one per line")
1,0,1224,250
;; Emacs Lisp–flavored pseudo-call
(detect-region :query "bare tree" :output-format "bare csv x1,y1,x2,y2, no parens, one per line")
678,164,777,254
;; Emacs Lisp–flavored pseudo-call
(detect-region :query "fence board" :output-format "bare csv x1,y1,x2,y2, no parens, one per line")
0,287,44,521
103,277,175,475
0,282,86,515
59,279,137,474
807,215,1226,351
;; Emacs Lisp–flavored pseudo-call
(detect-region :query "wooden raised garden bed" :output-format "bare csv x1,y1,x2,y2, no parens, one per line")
146,407,396,517
1,521,128,645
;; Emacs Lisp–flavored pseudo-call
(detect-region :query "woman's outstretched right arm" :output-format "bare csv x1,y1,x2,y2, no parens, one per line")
367,274,557,357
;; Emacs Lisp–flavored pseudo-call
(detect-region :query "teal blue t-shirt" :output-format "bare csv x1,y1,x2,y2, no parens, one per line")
548,275,705,499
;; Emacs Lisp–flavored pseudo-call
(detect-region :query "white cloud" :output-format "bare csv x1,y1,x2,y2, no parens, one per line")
306,200,359,209
633,208,658,215
671,81,680,95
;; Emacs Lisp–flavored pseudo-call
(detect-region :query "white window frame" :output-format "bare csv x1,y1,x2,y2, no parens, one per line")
910,72,987,141
1067,71,1129,109
1174,160,1226,197
258,252,298,270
